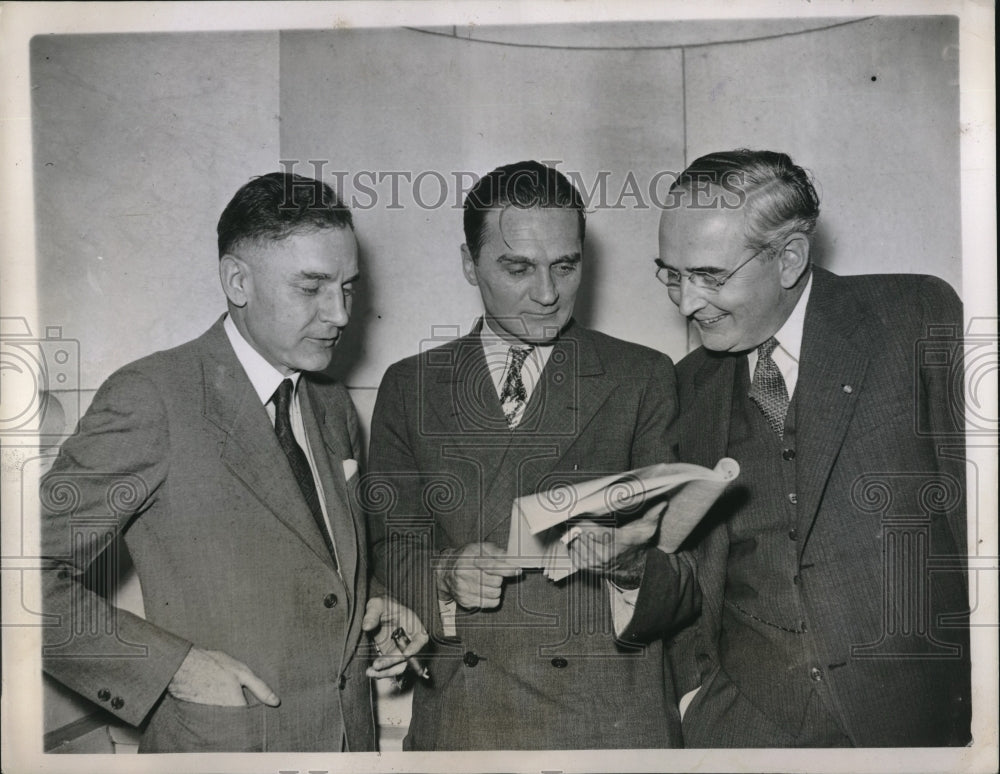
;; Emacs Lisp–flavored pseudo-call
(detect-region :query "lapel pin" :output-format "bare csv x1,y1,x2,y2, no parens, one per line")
842,384,854,394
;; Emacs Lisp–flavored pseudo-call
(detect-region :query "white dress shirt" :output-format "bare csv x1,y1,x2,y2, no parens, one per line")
480,317,554,427
746,272,813,397
223,315,341,571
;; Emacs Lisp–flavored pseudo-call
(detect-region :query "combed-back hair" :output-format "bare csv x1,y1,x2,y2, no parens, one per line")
463,160,586,260
217,172,353,257
672,149,820,252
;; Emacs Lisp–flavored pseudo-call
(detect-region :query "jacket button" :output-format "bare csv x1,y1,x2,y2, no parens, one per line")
97,689,111,702
810,667,823,682
782,448,796,461
323,593,339,608
463,651,480,667
787,493,798,505
110,696,124,710
788,528,798,540
338,674,347,690
793,574,801,585
550,657,568,669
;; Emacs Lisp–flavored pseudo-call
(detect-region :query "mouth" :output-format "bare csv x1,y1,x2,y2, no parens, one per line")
308,335,340,347
693,313,727,327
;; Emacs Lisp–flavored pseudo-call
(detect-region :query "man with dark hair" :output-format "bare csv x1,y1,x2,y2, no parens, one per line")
609,149,970,746
41,172,425,752
367,160,687,750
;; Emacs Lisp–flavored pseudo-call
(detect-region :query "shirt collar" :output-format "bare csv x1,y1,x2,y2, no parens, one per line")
223,314,301,405
771,271,812,362
479,315,554,353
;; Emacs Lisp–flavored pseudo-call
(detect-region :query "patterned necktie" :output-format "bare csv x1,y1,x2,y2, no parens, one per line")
499,346,533,429
748,337,790,437
272,379,336,563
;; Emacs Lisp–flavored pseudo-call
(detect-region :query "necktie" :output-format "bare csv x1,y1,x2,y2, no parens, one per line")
500,346,533,429
748,337,790,437
272,379,336,563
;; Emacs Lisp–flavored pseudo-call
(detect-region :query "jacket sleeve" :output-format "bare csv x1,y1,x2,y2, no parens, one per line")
620,353,703,640
41,368,192,727
365,362,441,637
916,276,967,559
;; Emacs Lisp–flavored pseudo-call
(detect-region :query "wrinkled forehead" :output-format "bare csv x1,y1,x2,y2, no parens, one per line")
658,203,747,255
489,206,582,252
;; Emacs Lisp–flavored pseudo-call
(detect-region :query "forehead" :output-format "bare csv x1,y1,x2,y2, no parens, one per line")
658,205,746,267
481,206,581,255
252,227,358,273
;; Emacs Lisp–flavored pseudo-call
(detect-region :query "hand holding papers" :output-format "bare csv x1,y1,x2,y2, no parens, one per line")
506,458,740,581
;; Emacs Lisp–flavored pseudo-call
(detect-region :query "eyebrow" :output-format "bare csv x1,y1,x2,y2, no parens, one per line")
293,271,361,283
660,260,726,274
496,253,582,265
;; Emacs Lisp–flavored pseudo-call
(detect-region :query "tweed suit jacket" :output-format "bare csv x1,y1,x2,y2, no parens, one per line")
366,320,689,750
41,317,377,752
626,268,971,746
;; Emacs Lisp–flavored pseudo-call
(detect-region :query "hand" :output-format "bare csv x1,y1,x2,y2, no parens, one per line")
436,542,522,610
567,500,669,574
362,596,429,680
167,647,280,707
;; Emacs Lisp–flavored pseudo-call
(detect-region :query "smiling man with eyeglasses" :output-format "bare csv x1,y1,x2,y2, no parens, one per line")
619,149,971,747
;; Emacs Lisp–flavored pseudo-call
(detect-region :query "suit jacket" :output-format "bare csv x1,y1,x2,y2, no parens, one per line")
366,320,688,750
41,317,377,752
627,268,971,746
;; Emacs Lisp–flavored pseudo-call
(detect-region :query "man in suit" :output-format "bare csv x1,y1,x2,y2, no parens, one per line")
41,172,426,752
616,149,971,746
366,160,688,750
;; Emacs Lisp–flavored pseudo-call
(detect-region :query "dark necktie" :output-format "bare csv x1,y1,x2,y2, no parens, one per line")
500,346,533,429
272,378,336,563
748,337,790,437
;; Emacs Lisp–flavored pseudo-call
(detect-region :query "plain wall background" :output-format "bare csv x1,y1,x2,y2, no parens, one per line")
28,16,961,744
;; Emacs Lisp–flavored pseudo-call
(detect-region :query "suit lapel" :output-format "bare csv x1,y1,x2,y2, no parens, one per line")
679,351,736,468
678,351,737,624
301,382,359,586
794,269,869,545
480,324,614,542
300,382,364,669
199,320,338,570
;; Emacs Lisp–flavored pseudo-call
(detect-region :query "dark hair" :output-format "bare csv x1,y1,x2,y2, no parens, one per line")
672,149,820,251
217,172,353,257
462,160,586,260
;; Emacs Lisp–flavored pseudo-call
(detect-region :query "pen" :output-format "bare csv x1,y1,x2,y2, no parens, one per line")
391,627,431,681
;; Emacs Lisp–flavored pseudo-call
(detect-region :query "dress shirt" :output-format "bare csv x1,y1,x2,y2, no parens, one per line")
746,272,813,397
223,315,341,571
480,316,554,411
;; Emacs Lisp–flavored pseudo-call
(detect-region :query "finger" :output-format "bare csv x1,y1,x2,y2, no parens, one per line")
239,670,280,707
360,596,384,632
367,659,408,679
478,544,525,575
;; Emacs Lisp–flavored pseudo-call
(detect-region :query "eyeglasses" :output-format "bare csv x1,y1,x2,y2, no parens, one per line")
654,245,772,292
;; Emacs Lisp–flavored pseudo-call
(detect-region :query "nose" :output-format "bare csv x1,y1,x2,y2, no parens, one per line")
674,278,708,318
319,286,351,327
530,269,559,306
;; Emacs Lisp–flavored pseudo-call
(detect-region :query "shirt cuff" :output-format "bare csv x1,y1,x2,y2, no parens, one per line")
607,579,640,636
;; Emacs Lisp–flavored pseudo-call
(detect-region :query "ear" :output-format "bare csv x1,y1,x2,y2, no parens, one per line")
777,233,811,289
460,244,480,287
219,253,251,307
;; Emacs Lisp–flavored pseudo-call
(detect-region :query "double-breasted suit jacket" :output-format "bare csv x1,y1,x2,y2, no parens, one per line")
626,268,971,746
367,320,690,750
41,317,377,752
